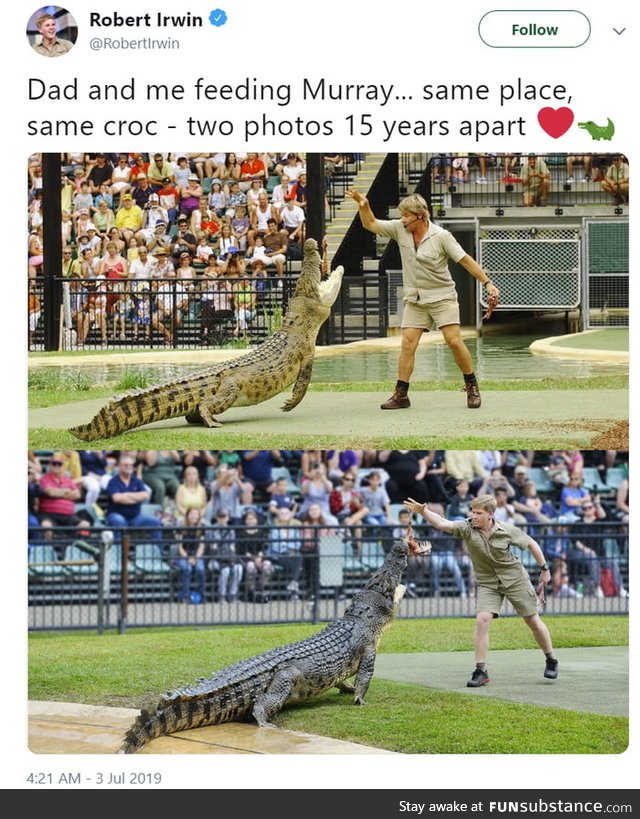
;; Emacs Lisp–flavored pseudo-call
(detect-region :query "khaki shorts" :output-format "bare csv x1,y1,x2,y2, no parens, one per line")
401,298,460,330
477,575,539,618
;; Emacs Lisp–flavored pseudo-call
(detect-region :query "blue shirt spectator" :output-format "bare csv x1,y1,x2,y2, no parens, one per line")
106,455,162,539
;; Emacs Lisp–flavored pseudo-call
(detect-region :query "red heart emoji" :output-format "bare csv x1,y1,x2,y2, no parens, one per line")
538,107,574,138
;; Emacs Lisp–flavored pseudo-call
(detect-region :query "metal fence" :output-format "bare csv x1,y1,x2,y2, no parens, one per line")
28,521,629,632
28,271,388,351
582,219,629,328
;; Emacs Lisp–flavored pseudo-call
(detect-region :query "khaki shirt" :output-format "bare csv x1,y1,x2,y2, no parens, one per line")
374,219,465,304
32,37,73,57
450,519,532,589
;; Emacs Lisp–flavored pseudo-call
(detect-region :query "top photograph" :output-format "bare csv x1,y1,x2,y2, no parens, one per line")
27,151,628,451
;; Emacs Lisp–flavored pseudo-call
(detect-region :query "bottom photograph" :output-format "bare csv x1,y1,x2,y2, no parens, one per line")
27,448,629,755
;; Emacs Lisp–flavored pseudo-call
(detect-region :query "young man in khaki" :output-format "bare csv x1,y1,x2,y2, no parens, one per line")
404,493,558,686
346,190,500,410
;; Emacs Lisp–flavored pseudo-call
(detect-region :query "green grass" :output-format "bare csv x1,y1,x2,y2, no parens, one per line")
29,617,628,754
28,374,629,409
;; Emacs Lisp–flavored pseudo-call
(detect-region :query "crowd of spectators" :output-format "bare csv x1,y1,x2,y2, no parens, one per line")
28,448,629,603
28,151,351,346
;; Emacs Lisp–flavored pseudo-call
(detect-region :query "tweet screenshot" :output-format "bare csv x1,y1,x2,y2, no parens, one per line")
8,0,636,802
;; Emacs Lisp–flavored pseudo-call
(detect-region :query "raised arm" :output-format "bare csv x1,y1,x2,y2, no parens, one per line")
345,189,380,234
403,497,455,534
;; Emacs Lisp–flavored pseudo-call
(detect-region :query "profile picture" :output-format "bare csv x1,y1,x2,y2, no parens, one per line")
27,6,77,57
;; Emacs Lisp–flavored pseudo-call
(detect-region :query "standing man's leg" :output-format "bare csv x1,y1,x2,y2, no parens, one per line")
440,323,481,409
381,327,423,410
467,611,493,687
523,613,558,678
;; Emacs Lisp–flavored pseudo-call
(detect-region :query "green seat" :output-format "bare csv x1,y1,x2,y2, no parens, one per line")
134,543,172,574
361,541,385,571
605,467,627,491
202,177,213,194
28,545,69,576
62,543,99,575
270,466,301,495
527,467,554,495
582,467,611,495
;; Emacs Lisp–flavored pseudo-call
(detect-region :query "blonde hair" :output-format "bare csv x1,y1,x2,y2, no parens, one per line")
469,494,497,514
398,193,430,219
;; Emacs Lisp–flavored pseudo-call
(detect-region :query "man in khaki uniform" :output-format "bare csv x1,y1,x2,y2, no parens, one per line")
404,493,558,686
346,190,499,411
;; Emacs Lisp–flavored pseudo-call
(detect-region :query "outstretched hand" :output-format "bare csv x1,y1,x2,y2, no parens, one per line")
346,188,367,207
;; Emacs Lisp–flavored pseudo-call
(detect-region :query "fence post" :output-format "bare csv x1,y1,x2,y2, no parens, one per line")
96,539,107,635
118,533,130,634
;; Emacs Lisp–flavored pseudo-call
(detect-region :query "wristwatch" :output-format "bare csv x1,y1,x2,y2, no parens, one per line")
540,563,550,571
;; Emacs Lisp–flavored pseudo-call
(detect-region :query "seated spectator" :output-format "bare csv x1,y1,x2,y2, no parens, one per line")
493,487,516,524
615,476,629,523
239,152,267,190
267,506,303,599
268,476,298,516
329,470,370,555
379,450,430,504
446,479,474,521
147,153,175,188
360,470,393,526
291,172,308,209
299,502,336,595
175,465,208,522
129,153,149,184
522,154,550,206
601,155,629,204
207,508,243,602
298,460,336,521
137,451,181,507
230,205,250,252
214,152,241,185
280,197,306,244
236,507,273,602
208,464,250,523
240,450,282,501
274,152,304,181
431,154,452,184
208,180,227,217
226,180,247,217
110,153,132,197
170,215,197,262
179,450,218,483
175,507,207,603
38,457,82,529
105,455,162,541
179,174,204,218
271,174,291,211
115,193,144,244
478,466,516,499
566,155,592,184
157,177,180,224
559,473,592,522
513,480,554,525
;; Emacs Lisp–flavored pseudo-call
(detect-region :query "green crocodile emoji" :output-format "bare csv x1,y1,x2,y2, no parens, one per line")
578,118,615,140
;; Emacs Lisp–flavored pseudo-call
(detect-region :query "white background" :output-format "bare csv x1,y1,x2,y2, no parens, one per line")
4,0,636,791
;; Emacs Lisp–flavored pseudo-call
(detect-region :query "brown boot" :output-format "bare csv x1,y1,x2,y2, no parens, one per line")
381,386,411,410
463,380,481,409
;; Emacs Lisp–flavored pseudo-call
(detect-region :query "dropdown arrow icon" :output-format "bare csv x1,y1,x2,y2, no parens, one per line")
613,27,626,34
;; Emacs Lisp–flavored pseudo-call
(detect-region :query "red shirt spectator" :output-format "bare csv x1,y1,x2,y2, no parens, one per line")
38,460,82,518
240,153,266,184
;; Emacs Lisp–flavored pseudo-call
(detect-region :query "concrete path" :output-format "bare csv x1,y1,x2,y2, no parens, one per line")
28,700,396,755
30,389,627,447
374,646,628,717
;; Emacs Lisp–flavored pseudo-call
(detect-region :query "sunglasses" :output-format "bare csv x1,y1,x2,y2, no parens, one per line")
50,461,63,466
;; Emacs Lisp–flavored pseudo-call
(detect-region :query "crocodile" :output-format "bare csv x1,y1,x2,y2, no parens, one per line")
577,118,615,140
118,529,431,754
69,238,344,441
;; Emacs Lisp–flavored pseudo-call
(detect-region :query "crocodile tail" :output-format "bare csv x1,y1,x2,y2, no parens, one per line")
118,686,251,753
68,382,203,442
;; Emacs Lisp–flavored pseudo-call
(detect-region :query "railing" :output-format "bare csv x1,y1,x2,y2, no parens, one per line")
27,521,629,632
424,153,628,218
28,271,389,351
